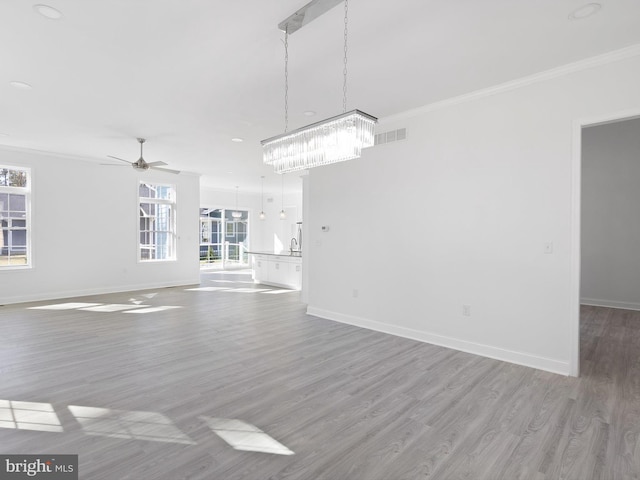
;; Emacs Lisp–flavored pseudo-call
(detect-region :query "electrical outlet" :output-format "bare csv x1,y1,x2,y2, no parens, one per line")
352,289,359,298
463,305,471,316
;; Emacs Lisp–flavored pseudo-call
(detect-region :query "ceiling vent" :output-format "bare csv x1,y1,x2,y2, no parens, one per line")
374,128,407,146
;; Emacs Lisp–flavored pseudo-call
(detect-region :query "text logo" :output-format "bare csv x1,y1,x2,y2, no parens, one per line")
0,455,77,479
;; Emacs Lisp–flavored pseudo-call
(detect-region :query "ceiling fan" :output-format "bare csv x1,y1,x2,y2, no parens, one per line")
106,138,180,174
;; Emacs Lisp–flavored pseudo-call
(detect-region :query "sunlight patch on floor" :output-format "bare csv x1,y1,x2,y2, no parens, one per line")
185,287,231,292
209,279,255,284
29,303,103,310
69,405,195,445
0,399,63,433
186,286,297,294
226,288,273,293
80,304,148,312
0,398,295,455
200,417,294,455
26,300,181,314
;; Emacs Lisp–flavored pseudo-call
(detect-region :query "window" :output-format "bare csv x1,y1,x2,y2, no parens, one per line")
224,210,249,266
199,208,222,265
199,208,249,267
139,183,176,261
225,221,236,237
0,166,30,267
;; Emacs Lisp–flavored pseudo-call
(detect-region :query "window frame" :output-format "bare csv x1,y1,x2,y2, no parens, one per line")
138,182,177,262
0,165,31,269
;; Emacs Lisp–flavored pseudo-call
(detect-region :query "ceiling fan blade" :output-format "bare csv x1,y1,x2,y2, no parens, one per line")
107,155,133,165
100,163,129,166
152,166,181,175
107,140,175,173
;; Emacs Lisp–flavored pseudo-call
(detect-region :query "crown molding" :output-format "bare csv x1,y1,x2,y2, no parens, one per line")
0,143,199,177
0,143,99,163
380,43,640,125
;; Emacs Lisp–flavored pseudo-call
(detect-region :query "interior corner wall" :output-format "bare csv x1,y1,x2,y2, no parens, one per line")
306,53,640,376
581,117,640,310
0,148,201,305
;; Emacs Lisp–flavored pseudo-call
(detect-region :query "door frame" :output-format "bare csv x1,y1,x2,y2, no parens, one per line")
570,107,640,377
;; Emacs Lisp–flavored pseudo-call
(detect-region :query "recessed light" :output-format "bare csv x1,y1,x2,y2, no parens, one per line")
231,137,244,143
303,110,316,117
568,3,602,20
10,81,33,90
33,4,63,20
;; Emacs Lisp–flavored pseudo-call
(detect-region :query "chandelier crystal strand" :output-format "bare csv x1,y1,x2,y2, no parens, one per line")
263,110,376,173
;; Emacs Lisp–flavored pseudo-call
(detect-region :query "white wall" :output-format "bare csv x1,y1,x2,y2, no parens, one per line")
306,49,640,376
581,117,640,310
0,147,201,304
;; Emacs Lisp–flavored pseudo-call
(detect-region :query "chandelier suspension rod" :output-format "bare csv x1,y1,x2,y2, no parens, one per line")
343,0,348,113
284,27,289,133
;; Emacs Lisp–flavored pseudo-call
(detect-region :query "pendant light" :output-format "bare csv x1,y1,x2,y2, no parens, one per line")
261,0,377,174
259,176,266,220
280,175,286,220
232,186,242,218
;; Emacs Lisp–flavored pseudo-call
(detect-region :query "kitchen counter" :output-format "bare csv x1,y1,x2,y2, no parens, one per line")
247,251,302,257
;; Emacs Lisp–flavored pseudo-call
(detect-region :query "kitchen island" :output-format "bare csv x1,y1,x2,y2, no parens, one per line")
248,252,302,290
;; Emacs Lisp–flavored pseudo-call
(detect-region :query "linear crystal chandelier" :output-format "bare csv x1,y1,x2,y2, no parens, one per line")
261,0,377,174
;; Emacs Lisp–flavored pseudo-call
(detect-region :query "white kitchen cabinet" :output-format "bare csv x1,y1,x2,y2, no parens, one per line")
251,254,302,290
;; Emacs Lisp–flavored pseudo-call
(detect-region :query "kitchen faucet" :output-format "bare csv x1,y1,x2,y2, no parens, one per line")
290,237,298,253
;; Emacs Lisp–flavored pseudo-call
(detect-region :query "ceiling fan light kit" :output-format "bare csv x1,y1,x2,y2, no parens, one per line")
261,0,377,174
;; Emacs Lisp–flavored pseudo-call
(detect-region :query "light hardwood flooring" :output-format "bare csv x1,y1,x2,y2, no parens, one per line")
1,271,639,479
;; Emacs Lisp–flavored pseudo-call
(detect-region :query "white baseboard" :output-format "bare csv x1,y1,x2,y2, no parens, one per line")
306,306,570,376
581,297,640,311
1,278,201,306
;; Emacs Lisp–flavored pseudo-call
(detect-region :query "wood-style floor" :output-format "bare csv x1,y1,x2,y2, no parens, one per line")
1,271,639,479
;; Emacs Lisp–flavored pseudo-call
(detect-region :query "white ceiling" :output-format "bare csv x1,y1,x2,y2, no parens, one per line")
1,0,639,194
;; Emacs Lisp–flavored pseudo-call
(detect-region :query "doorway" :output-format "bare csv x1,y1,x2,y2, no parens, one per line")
573,111,640,376
200,208,250,269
